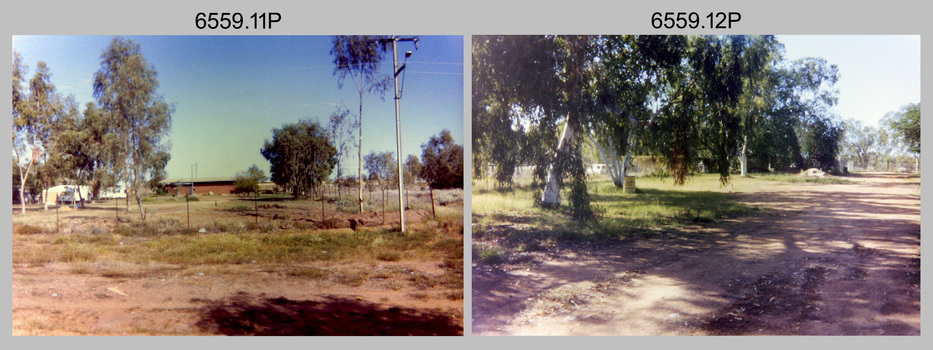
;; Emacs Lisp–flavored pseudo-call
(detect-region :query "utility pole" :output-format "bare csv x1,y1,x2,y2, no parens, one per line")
383,36,418,233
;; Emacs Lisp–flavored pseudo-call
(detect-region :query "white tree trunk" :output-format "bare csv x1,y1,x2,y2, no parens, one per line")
586,133,623,187
542,122,576,205
740,135,749,177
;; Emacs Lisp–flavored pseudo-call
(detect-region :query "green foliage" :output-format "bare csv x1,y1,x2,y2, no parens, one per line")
93,37,174,219
12,53,69,213
420,129,464,189
326,107,358,180
331,35,392,213
801,115,843,171
233,164,267,195
261,119,337,199
474,245,506,265
364,150,398,189
474,175,764,241
334,196,354,212
473,35,844,222
887,103,921,155
404,154,423,185
331,35,391,95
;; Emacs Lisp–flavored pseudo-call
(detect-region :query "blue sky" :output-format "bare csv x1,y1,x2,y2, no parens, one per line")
12,35,464,180
11,35,921,179
776,35,921,126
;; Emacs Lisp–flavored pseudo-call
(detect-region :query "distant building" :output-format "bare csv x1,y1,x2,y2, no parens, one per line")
159,177,237,195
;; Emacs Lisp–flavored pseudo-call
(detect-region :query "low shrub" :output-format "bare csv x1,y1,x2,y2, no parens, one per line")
15,225,45,235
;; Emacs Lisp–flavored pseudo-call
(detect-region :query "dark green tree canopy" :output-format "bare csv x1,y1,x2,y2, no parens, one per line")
421,129,463,189
473,35,844,222
261,119,337,198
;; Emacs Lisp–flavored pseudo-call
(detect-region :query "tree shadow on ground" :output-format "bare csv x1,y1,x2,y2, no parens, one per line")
472,175,920,335
195,292,462,336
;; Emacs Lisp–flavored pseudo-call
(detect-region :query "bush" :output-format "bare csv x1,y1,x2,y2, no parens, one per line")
376,251,402,262
15,225,45,235
474,245,506,265
334,197,354,212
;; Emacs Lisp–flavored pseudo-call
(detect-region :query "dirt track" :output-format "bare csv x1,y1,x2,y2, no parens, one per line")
472,173,920,335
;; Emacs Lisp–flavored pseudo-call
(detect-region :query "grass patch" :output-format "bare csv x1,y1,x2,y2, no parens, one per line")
334,270,370,287
473,174,765,241
473,244,507,265
26,223,460,267
376,251,402,261
15,225,46,235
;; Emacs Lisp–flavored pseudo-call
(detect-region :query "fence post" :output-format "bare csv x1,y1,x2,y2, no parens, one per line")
430,187,436,220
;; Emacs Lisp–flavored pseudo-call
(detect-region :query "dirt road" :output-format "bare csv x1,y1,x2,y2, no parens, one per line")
472,174,920,335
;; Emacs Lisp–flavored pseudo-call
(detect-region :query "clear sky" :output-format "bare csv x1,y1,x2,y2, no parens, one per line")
775,35,921,127
11,35,921,180
12,35,464,180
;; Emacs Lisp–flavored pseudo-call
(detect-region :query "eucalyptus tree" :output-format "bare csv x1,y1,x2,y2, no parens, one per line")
13,56,69,211
473,35,840,222
420,129,464,190
735,36,781,176
842,119,876,170
743,56,839,172
233,164,267,196
327,106,359,192
364,150,397,192
79,102,124,199
12,51,36,213
331,35,391,212
588,35,687,186
261,119,338,199
472,35,561,190
49,97,92,206
93,37,174,220
885,103,921,172
404,154,423,185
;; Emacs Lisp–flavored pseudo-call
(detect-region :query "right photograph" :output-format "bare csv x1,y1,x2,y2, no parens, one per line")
470,35,921,335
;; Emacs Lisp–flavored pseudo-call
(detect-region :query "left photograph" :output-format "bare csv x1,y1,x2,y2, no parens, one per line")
12,35,465,336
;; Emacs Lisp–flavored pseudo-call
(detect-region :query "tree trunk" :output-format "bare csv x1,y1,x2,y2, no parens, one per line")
740,135,749,177
17,160,33,214
358,93,364,214
586,133,623,187
542,121,576,205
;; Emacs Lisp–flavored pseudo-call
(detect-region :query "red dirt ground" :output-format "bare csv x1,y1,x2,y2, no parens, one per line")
472,173,920,335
